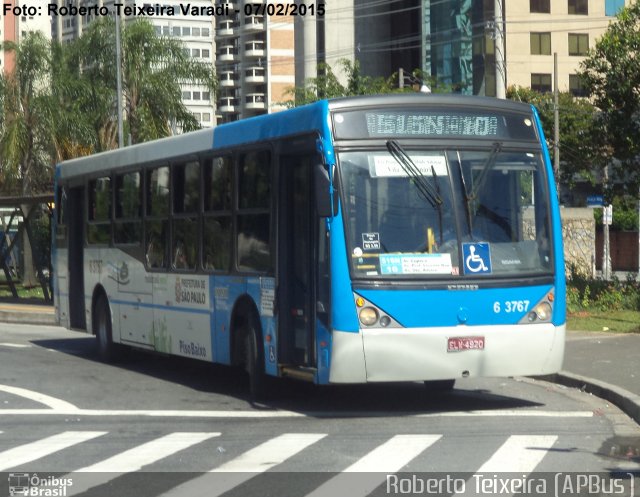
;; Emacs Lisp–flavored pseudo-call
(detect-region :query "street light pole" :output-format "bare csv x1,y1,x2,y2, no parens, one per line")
115,3,124,148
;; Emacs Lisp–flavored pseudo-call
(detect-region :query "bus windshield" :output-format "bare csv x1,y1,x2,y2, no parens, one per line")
339,146,553,280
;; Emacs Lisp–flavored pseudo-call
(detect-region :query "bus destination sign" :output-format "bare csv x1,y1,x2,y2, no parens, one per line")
366,112,498,137
332,107,538,141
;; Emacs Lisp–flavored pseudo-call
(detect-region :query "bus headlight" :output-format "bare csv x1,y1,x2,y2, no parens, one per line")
359,307,379,326
532,302,552,321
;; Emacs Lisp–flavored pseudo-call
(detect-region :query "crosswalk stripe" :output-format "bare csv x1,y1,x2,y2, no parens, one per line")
76,432,220,472
475,435,558,473
304,434,442,497
452,435,559,497
0,431,106,471
159,433,327,497
67,432,220,496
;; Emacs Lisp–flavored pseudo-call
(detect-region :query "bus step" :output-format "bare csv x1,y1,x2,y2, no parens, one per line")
280,365,317,382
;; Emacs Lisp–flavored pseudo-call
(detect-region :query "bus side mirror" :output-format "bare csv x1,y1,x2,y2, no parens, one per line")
314,164,336,218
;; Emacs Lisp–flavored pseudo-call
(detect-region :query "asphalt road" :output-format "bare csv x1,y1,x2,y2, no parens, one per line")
0,323,638,497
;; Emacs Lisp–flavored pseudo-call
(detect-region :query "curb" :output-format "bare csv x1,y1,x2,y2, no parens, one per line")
0,309,57,326
544,371,640,426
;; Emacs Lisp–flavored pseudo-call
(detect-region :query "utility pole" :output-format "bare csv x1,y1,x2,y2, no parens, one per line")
494,0,505,98
115,3,124,148
603,167,612,281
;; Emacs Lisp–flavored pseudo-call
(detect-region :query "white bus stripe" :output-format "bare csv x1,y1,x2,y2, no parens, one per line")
68,432,220,496
304,434,442,497
0,431,106,471
159,433,326,497
475,435,558,473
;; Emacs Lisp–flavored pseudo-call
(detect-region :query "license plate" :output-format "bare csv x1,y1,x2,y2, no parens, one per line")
447,336,485,352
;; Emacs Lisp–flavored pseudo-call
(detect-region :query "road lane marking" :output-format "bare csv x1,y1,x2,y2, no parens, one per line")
0,343,31,348
0,431,106,471
0,384,78,411
0,408,595,418
304,435,442,497
68,432,220,496
160,433,327,497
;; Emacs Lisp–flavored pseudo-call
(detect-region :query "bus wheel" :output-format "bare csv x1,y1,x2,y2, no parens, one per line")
423,379,455,392
243,323,268,401
95,295,118,362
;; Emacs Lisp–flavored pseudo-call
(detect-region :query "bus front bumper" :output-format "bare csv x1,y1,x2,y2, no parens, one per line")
328,323,565,384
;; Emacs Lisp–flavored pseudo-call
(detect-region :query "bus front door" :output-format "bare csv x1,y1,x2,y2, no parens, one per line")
67,186,86,330
278,152,318,369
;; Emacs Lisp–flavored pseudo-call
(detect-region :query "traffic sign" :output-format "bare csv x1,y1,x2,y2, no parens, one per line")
586,195,604,207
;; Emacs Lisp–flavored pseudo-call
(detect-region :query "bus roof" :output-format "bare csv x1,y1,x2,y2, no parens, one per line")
56,94,534,180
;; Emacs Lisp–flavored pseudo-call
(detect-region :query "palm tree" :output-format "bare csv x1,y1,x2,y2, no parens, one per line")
72,18,217,148
0,32,57,287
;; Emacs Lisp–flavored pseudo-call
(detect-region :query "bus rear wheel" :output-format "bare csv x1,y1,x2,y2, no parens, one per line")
243,322,268,401
95,295,118,362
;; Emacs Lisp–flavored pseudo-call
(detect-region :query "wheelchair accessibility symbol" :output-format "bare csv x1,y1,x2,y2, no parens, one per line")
462,243,492,275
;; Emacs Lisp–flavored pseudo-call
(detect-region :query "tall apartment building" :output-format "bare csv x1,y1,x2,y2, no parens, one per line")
215,0,295,123
51,0,215,128
505,0,629,96
296,0,630,97
1,1,52,73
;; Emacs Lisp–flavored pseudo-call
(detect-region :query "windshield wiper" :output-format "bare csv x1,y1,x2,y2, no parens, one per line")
386,140,443,209
456,143,502,239
469,142,502,211
456,150,473,237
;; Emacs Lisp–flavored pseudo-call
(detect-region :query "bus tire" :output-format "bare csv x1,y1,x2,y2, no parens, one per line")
243,321,268,401
95,295,118,362
423,379,455,392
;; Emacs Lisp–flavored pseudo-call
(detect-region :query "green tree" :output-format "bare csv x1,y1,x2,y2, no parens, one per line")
579,2,640,193
0,32,57,286
72,18,217,148
285,59,397,106
507,86,603,188
0,32,55,195
284,60,454,107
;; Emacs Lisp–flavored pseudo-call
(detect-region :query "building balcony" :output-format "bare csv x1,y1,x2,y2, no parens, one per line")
244,40,265,58
245,67,265,84
243,15,265,32
245,93,266,110
216,0,236,12
217,45,238,62
216,20,238,38
220,71,239,88
219,97,238,113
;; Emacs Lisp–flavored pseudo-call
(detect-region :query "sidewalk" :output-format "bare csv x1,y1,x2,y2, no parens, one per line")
554,330,640,425
0,302,56,325
0,303,638,424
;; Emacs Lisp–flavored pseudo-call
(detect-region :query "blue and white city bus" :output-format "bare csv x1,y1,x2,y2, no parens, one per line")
53,94,565,396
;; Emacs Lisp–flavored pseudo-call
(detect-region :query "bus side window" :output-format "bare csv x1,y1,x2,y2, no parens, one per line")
203,156,233,272
237,150,272,273
145,166,170,269
172,160,199,271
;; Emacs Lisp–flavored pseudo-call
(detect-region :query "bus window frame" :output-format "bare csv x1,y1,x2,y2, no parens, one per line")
144,163,171,271
202,153,234,274
170,156,201,272
113,169,143,247
86,175,113,247
233,145,275,276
